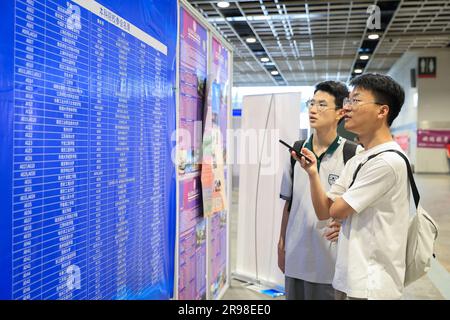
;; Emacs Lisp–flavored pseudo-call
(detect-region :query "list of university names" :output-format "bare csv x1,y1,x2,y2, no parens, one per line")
12,0,169,299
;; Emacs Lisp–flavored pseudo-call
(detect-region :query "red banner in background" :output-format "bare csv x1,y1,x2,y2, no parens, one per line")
394,133,410,153
417,129,450,148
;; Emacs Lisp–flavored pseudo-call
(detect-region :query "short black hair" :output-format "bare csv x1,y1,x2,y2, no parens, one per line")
314,80,349,109
350,73,405,126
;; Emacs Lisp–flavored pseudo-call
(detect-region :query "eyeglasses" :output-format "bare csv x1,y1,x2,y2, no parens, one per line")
343,97,383,110
306,99,336,113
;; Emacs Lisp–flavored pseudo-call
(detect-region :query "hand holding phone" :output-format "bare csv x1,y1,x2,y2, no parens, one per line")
278,139,313,163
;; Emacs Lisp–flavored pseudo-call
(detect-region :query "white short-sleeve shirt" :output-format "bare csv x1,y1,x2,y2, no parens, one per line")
327,141,410,299
280,136,363,284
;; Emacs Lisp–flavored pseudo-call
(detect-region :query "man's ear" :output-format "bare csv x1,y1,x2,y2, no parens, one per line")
378,104,390,122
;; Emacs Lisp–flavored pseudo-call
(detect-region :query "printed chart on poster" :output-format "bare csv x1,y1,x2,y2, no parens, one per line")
206,37,229,298
178,7,206,176
177,7,207,300
178,177,206,300
209,210,227,299
0,0,177,299
201,37,229,218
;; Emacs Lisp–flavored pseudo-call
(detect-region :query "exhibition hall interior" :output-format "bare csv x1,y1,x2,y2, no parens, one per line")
0,0,449,301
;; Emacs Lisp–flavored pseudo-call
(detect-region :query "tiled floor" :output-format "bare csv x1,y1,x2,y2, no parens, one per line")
223,174,450,300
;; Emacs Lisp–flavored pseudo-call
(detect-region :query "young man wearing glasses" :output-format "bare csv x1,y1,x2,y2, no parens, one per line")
294,73,409,300
278,81,362,300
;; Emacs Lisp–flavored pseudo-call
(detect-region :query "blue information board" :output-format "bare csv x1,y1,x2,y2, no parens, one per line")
0,0,177,299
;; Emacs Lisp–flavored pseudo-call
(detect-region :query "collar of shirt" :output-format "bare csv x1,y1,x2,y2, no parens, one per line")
358,141,399,158
304,134,341,172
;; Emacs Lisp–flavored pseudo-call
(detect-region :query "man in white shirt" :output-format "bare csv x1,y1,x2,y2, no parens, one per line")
293,73,409,300
278,81,362,300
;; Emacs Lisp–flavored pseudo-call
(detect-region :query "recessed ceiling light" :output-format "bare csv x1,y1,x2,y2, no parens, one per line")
368,33,379,40
217,1,230,8
246,37,256,43
261,57,270,63
354,69,363,74
271,70,279,76
359,55,369,60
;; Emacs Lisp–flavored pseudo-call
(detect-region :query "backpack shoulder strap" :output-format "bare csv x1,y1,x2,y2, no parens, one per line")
288,139,305,211
348,149,419,208
343,140,359,164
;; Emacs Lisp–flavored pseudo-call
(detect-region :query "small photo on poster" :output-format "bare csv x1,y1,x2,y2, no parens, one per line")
178,120,202,175
219,211,227,227
196,219,206,246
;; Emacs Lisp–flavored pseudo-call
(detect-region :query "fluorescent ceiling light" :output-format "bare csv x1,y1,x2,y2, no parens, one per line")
354,69,363,74
207,13,321,23
368,33,379,40
271,70,279,76
261,57,270,63
246,37,256,43
217,1,230,8
359,55,369,60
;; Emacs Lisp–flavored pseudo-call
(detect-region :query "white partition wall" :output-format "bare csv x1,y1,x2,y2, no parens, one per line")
235,93,301,288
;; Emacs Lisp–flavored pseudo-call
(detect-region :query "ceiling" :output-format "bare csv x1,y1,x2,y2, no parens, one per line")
186,0,450,86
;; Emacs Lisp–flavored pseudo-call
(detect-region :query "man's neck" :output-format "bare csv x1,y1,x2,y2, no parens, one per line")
359,126,393,150
313,126,338,151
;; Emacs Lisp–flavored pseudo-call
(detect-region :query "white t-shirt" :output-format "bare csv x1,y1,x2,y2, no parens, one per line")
327,141,410,299
280,136,363,284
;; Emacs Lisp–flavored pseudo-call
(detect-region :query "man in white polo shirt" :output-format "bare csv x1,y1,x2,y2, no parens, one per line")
278,81,362,300
294,73,409,300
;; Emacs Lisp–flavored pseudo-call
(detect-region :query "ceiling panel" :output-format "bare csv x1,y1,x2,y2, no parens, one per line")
187,0,450,86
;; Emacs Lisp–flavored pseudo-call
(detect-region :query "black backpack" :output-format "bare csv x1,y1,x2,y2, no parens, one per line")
288,139,359,211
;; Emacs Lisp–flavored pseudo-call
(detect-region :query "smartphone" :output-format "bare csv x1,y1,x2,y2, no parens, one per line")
279,139,313,163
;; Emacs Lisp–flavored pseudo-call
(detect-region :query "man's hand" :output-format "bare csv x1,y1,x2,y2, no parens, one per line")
324,219,341,242
277,241,285,273
291,148,317,176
